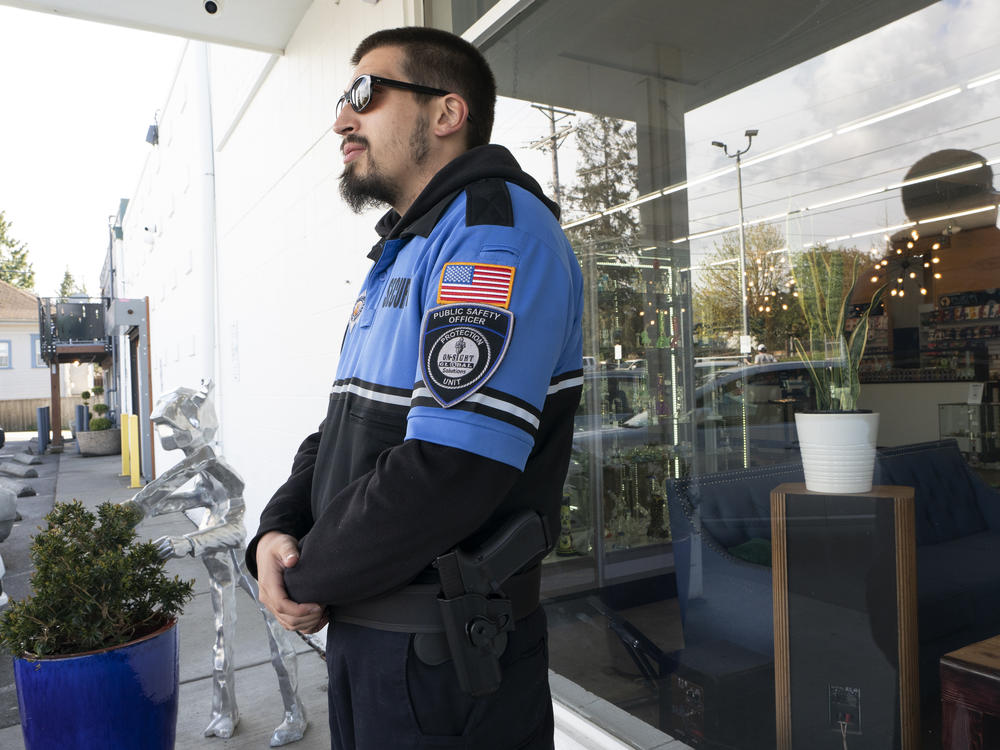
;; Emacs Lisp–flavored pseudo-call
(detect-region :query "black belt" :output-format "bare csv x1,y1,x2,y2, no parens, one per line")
333,565,541,633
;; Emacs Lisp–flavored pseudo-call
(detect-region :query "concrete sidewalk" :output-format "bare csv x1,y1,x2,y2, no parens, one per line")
0,436,677,750
0,440,332,750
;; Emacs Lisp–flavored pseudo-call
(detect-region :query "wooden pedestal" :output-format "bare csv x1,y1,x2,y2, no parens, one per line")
771,484,919,750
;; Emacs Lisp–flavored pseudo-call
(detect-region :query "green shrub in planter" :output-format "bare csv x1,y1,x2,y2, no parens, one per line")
0,501,194,657
88,417,113,431
92,403,109,417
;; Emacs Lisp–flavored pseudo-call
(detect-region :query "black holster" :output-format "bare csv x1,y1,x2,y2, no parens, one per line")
434,510,551,696
333,511,550,696
437,592,513,696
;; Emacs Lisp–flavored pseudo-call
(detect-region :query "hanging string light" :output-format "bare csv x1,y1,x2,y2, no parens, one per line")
871,227,947,297
755,282,797,316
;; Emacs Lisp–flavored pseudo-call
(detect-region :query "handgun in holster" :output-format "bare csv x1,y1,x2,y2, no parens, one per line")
434,509,552,697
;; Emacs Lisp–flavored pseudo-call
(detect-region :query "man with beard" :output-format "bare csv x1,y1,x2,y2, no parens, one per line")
247,26,583,750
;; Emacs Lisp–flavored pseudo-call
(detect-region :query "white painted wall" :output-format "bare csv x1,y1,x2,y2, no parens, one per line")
210,0,424,528
858,381,977,446
0,321,48,399
0,320,94,402
119,1,424,511
114,0,557,528
118,41,217,475
61,362,94,397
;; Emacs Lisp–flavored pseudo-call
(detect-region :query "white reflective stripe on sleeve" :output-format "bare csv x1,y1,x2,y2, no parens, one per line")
411,386,541,430
331,381,412,407
547,375,583,395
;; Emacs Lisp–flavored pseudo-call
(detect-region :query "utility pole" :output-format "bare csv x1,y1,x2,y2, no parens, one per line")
712,130,758,351
528,104,576,206
712,129,759,470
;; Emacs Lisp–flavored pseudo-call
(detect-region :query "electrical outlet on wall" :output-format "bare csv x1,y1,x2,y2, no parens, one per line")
828,685,861,734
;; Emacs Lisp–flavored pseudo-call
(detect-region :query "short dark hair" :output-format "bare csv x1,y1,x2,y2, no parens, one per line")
351,27,496,148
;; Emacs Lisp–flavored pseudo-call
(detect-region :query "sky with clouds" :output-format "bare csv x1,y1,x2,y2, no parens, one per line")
682,0,1000,267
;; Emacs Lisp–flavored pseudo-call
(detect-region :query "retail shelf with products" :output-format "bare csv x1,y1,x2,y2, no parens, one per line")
862,366,984,383
919,348,989,380
920,291,1000,379
858,353,894,379
846,305,891,353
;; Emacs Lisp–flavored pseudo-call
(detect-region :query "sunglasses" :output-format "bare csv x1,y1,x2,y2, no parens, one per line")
336,74,452,117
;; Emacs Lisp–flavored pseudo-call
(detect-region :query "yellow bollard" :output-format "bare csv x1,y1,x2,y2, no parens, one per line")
128,414,141,488
120,417,130,477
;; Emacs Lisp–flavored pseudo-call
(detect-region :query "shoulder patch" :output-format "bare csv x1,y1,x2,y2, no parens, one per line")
419,304,514,407
465,178,514,227
437,262,515,308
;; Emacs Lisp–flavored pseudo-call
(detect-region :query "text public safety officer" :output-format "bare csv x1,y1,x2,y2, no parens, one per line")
247,26,584,750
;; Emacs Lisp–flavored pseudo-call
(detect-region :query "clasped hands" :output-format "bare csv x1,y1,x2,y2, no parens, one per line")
255,531,328,634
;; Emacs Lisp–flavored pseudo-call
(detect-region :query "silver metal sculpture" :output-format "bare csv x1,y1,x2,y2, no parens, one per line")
124,381,307,747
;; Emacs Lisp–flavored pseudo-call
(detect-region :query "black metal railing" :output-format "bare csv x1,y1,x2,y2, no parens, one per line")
37,297,111,364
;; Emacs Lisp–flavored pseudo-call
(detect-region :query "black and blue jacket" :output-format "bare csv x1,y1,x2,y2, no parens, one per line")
248,145,584,607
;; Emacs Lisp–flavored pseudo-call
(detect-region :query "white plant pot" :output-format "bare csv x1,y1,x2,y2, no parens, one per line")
794,412,879,494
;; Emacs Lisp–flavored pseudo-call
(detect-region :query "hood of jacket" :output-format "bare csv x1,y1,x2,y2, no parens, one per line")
372,144,560,245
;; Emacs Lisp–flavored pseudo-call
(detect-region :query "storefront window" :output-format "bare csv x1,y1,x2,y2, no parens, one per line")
423,0,505,36
445,0,1000,746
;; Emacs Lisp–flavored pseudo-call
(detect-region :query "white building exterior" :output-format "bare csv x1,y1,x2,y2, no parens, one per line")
115,0,412,499
0,280,49,400
113,1,557,516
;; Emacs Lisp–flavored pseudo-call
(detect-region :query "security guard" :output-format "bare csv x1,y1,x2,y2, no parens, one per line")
248,27,583,750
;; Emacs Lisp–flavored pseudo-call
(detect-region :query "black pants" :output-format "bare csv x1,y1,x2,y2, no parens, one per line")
325,606,554,749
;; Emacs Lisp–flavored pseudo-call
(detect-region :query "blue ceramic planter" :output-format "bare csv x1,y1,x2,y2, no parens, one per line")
14,620,179,750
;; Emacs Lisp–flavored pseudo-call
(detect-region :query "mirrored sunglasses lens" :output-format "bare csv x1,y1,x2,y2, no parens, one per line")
336,95,347,117
351,76,372,112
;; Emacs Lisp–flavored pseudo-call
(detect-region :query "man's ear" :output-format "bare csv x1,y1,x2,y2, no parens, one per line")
433,93,470,137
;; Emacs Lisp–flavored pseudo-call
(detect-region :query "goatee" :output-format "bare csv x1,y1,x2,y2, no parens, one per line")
340,163,397,214
338,117,430,214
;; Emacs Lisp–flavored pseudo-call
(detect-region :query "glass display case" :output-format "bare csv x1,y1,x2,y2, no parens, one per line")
938,402,1000,464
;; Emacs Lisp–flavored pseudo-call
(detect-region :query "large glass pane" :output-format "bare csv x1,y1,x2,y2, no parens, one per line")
424,0,505,36
476,1,1000,746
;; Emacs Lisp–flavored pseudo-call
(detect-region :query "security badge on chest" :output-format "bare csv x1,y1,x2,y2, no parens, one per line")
348,290,366,330
419,304,514,407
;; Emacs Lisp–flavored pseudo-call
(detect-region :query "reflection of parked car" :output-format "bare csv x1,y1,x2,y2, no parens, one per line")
694,360,828,468
693,356,745,388
571,358,832,468
573,367,658,455
696,360,819,411
578,367,648,425
0,424,5,449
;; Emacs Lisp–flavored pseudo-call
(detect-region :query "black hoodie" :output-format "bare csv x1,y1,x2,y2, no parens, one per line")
247,145,581,608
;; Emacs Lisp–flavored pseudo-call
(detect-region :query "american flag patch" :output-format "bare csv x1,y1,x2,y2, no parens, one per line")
437,262,515,308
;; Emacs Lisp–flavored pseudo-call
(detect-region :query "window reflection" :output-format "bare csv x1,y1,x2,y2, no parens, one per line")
475,0,1000,746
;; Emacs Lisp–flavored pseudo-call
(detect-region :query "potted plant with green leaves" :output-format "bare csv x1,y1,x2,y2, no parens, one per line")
77,385,119,456
791,244,885,493
0,501,194,749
